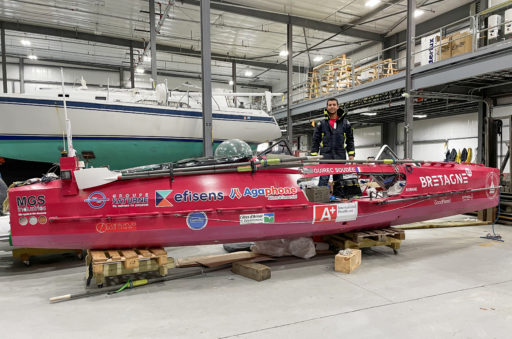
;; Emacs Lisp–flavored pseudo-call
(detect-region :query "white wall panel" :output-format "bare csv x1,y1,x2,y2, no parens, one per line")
354,125,381,146
397,113,478,143
356,146,382,160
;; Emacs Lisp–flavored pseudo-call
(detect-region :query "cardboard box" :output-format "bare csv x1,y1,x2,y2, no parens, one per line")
440,37,451,60
451,32,473,57
334,248,361,273
305,186,331,202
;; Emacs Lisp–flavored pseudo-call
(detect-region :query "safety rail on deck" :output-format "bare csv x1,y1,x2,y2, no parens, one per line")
277,3,512,107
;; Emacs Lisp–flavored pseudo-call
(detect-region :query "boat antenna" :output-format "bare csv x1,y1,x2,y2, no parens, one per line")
60,68,76,157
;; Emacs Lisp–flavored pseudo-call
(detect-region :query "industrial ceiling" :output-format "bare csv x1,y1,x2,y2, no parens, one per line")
0,0,474,88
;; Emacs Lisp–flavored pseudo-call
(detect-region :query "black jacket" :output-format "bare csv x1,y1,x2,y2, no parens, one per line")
312,110,355,160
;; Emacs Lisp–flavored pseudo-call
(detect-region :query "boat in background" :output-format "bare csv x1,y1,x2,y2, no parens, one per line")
0,83,281,169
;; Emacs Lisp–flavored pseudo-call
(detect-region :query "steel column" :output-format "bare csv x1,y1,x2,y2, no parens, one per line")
19,57,24,93
1,24,6,93
404,0,416,159
477,100,486,165
130,43,135,88
149,0,158,86
200,0,213,157
287,19,293,145
232,62,237,106
119,66,124,89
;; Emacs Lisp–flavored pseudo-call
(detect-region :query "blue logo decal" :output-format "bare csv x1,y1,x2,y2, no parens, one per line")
186,212,208,230
84,191,109,209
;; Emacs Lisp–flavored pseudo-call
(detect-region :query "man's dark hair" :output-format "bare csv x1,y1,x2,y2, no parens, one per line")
326,97,338,105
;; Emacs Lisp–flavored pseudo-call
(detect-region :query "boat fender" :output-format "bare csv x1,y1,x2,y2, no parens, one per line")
405,164,413,173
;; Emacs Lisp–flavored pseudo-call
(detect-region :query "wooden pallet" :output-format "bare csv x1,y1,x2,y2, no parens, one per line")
86,248,173,287
325,228,405,254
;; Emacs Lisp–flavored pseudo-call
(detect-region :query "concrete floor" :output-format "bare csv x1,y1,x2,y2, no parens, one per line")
1,222,512,339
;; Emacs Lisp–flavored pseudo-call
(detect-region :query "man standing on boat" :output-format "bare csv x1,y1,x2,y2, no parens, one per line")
311,97,355,194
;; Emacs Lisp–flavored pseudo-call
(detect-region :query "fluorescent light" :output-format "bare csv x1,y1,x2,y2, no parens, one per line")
135,67,145,74
20,39,31,46
414,9,424,18
228,80,234,86
244,70,253,77
279,50,288,57
143,55,151,62
313,55,323,62
413,114,427,118
361,112,377,116
365,0,381,8
27,54,38,60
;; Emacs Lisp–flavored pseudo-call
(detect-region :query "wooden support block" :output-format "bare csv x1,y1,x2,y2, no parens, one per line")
90,250,108,263
138,249,152,258
232,261,271,282
121,250,139,269
176,251,260,268
107,250,121,261
92,263,103,275
335,249,361,274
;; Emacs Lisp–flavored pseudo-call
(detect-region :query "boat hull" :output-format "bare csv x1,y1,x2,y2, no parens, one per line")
8,160,499,249
0,95,280,168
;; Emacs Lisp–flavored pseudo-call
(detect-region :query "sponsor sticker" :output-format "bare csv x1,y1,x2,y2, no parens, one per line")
462,193,473,201
84,191,109,209
419,173,469,188
434,198,451,205
309,167,358,174
313,202,358,223
96,221,136,233
155,190,173,207
29,216,38,225
229,186,297,200
486,172,499,199
16,195,47,215
239,213,275,225
112,193,149,208
186,212,208,230
19,217,28,226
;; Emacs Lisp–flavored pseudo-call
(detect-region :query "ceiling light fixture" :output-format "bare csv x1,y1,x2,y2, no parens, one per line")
413,114,427,118
361,112,377,116
365,0,381,8
135,67,145,74
244,70,253,77
27,54,38,60
279,50,288,57
228,80,234,86
313,56,323,62
414,9,425,18
21,39,31,46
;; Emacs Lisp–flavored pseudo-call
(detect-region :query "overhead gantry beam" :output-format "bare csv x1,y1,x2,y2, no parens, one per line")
178,0,384,42
0,21,306,73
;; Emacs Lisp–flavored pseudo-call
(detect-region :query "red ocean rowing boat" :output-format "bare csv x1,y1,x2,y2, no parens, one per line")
8,147,499,249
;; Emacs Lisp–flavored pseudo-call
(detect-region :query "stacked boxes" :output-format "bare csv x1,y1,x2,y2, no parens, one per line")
451,32,473,57
440,32,473,60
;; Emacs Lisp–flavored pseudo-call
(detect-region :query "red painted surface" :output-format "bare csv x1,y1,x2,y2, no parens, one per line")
8,158,499,249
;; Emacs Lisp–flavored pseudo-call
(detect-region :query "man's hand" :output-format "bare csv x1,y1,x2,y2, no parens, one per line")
349,155,354,161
